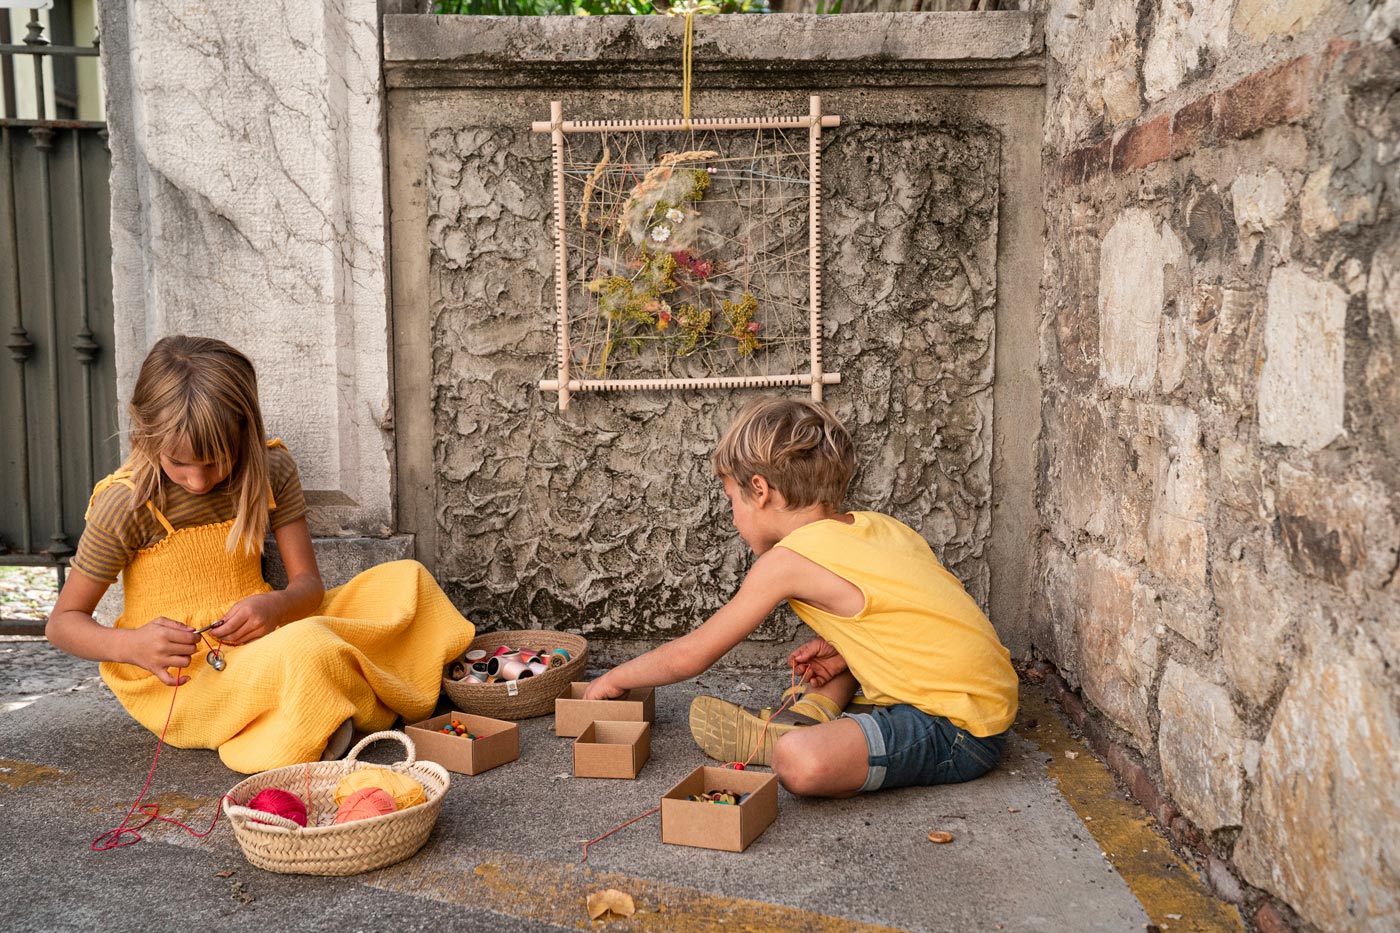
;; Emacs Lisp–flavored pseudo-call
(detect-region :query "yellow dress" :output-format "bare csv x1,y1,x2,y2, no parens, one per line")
95,475,474,774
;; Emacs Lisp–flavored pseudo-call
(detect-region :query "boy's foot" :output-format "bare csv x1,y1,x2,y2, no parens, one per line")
320,718,354,761
689,693,842,766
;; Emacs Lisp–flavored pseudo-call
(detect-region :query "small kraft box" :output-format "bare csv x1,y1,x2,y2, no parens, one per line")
573,721,651,779
554,682,655,737
661,766,779,852
406,711,519,776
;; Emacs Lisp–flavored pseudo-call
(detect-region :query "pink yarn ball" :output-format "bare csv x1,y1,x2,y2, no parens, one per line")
248,788,308,827
334,786,397,824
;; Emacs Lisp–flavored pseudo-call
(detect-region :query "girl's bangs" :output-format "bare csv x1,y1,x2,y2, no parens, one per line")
172,399,242,471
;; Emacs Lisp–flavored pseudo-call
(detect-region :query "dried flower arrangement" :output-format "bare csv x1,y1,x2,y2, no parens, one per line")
580,150,763,376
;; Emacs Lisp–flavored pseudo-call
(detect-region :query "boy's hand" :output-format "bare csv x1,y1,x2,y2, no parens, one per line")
128,618,199,686
213,593,282,646
583,674,627,701
788,636,848,688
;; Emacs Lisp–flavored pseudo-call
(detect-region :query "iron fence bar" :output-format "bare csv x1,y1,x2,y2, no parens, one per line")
0,43,99,57
2,126,34,554
0,118,106,130
27,12,72,563
71,128,96,497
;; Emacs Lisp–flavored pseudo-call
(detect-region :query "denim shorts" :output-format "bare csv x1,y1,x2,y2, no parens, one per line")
846,704,1007,792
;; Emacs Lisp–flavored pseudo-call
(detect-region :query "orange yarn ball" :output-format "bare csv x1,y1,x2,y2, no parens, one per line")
334,786,397,824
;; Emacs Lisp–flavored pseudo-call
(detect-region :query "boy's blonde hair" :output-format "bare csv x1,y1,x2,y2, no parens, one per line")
712,397,855,510
123,335,271,556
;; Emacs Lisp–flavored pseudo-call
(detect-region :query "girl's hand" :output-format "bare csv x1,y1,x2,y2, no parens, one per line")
583,674,626,701
787,636,848,688
213,593,282,646
128,618,199,686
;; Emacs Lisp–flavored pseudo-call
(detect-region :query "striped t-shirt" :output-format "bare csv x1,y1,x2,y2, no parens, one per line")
72,445,308,585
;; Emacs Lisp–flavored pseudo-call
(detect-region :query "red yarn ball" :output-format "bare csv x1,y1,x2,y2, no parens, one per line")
248,788,308,827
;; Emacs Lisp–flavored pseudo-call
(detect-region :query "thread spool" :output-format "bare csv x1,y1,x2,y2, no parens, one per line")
465,649,488,662
465,673,486,684
248,787,308,827
517,650,539,664
498,657,529,681
470,662,490,677
334,786,396,824
548,649,571,668
526,660,549,676
449,661,469,681
489,646,514,660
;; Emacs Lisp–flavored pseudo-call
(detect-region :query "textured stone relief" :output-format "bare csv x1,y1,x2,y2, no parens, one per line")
425,119,999,637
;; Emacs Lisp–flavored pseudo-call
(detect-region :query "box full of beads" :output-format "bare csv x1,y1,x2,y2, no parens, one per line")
222,731,448,876
554,682,656,737
660,766,778,853
573,720,651,779
406,710,520,775
442,630,588,720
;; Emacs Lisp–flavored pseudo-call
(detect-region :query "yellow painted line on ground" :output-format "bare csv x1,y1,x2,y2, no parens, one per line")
1018,686,1242,933
369,847,912,933
0,757,70,792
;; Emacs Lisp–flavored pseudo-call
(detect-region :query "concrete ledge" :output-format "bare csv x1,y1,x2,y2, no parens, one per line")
384,12,1043,87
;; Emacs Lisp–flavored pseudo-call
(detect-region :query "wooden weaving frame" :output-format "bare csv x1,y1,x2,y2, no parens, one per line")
533,96,842,411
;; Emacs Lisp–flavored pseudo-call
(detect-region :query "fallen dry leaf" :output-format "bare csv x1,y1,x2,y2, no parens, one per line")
927,830,955,844
1007,807,1020,813
587,888,637,921
215,869,236,878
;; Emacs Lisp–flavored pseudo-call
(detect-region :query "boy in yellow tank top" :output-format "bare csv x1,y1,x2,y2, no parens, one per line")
585,397,1018,796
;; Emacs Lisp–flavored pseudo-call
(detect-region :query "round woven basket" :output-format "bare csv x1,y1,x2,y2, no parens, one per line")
441,630,588,720
222,731,448,876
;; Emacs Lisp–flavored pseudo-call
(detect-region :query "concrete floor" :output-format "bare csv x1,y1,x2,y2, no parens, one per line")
0,638,1239,932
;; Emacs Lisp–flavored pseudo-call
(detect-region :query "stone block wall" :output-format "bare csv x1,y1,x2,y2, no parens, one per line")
1035,0,1400,927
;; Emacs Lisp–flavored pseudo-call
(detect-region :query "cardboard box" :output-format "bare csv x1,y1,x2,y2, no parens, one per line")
661,766,779,852
573,720,651,779
554,682,655,737
405,711,519,775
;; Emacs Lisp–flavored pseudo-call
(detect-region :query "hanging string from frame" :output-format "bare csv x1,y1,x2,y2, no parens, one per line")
666,0,719,128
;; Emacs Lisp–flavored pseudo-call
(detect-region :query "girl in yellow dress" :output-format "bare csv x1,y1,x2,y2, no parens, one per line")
46,335,474,773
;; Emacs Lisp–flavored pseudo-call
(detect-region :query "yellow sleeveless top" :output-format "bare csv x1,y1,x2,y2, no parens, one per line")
775,512,1018,737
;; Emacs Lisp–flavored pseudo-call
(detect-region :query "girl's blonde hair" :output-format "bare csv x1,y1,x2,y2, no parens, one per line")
712,397,855,510
123,335,271,556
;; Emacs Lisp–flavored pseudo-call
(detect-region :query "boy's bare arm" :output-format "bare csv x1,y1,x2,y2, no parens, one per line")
584,550,799,699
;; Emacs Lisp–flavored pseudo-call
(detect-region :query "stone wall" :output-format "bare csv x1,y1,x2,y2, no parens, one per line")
1035,0,1400,928
385,14,1044,651
98,0,394,537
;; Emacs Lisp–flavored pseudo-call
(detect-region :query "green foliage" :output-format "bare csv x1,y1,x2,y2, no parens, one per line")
432,0,769,15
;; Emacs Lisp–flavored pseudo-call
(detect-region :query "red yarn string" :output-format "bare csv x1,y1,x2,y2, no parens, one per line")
579,806,660,864
724,668,808,770
92,639,232,852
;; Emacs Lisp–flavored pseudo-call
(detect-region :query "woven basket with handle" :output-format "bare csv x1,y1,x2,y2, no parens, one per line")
223,731,448,876
441,629,588,720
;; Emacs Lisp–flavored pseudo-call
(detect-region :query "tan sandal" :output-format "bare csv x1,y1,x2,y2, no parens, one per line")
689,696,804,766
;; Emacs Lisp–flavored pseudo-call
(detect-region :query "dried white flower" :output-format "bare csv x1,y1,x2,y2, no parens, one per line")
650,225,671,243
666,208,685,224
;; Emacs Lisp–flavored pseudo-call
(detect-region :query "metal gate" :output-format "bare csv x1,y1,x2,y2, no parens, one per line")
1,8,117,634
